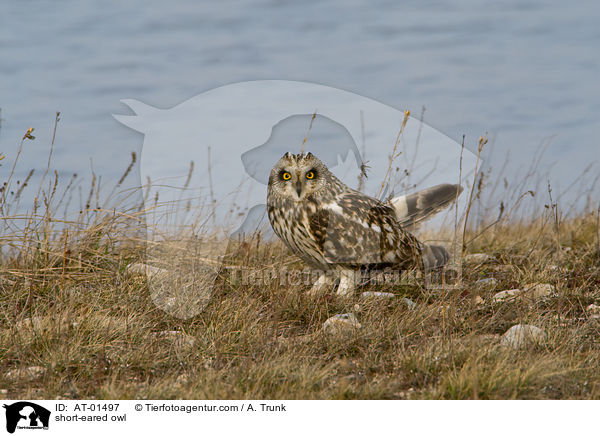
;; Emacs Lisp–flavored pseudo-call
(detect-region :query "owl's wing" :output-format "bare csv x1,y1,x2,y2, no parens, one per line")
309,191,421,268
390,183,463,230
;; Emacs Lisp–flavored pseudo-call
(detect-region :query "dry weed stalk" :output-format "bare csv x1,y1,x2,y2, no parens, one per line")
300,111,318,154
377,109,410,200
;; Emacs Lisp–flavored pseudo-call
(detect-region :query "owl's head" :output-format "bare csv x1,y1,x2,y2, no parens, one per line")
268,152,329,201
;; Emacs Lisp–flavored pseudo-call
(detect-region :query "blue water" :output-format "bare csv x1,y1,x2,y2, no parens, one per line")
1,0,599,216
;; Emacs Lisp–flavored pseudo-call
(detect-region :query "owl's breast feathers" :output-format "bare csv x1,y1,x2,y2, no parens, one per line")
267,195,329,269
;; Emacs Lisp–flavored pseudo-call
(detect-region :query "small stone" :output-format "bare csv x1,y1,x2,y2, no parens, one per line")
500,324,546,349
175,374,189,384
476,277,498,288
493,289,523,302
474,295,485,306
360,291,395,299
323,313,361,335
464,253,495,265
401,297,416,308
15,316,46,330
202,357,215,370
524,283,555,299
0,389,8,395
5,366,46,381
493,283,555,303
586,304,600,314
493,265,513,273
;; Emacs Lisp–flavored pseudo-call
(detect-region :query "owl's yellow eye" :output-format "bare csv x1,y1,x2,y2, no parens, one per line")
305,171,315,180
282,172,291,180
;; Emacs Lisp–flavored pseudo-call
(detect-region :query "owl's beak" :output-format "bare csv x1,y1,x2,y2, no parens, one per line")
295,181,302,197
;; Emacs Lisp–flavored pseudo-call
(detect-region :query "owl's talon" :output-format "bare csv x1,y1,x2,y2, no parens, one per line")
308,272,336,296
335,270,360,297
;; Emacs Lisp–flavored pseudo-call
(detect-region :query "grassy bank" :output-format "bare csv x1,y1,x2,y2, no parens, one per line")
1,209,599,399
1,127,600,400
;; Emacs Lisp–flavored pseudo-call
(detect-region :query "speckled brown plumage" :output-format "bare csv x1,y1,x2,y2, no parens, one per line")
266,152,463,296
267,152,431,279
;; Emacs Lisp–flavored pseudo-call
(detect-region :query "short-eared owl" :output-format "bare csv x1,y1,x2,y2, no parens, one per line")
266,152,462,296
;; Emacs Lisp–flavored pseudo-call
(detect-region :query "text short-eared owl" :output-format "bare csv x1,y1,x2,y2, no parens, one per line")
266,152,463,296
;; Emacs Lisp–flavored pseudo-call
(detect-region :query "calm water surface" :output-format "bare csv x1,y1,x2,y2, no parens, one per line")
1,0,599,214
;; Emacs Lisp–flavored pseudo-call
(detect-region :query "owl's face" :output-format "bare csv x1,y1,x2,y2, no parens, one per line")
268,152,328,201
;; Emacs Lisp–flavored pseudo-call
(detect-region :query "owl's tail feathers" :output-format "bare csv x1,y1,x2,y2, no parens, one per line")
421,244,450,270
390,183,464,229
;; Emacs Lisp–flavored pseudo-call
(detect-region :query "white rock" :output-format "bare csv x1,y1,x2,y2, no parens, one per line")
323,313,361,335
476,277,498,287
175,374,190,384
494,265,513,273
586,304,600,314
401,297,416,308
202,357,215,370
493,283,555,303
524,283,555,299
493,289,523,302
500,324,546,349
360,291,395,299
464,253,495,265
5,366,46,381
15,316,46,330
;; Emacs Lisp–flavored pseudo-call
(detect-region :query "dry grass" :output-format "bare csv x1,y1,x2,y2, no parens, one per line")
1,124,599,400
